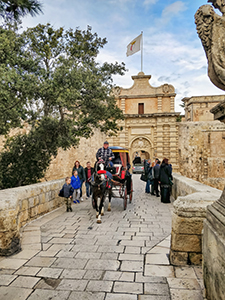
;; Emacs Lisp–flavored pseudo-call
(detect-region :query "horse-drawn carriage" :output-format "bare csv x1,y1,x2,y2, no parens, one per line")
91,146,133,223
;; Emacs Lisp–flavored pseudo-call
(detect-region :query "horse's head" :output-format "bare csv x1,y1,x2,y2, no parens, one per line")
95,159,106,181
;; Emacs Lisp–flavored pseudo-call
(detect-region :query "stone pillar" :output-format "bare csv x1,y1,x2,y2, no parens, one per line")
157,96,162,112
170,96,175,112
202,101,225,300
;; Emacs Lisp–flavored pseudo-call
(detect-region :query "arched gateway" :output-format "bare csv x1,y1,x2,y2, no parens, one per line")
130,137,152,161
108,72,180,172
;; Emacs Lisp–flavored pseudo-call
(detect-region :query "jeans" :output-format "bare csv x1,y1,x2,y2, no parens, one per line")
85,182,92,197
145,180,150,193
80,179,84,197
73,189,80,201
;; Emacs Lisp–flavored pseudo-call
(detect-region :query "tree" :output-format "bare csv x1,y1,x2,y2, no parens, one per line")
0,0,43,21
0,24,126,188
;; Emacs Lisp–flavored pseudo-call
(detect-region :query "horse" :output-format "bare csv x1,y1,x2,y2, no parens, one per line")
91,159,112,223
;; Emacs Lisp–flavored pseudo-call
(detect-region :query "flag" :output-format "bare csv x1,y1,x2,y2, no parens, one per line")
126,33,142,57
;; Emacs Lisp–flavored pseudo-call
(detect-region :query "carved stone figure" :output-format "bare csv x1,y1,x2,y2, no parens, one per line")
195,1,225,90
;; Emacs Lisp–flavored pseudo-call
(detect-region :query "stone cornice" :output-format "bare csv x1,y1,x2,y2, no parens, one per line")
210,100,225,123
119,93,176,99
124,112,180,118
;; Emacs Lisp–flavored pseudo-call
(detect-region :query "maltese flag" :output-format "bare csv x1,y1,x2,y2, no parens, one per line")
126,33,142,57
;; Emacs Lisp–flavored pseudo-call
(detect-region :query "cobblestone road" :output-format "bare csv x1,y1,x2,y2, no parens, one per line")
0,175,204,300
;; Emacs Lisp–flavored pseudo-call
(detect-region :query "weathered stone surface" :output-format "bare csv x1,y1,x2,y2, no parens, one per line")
172,214,204,235
169,250,188,266
188,253,202,265
171,232,201,253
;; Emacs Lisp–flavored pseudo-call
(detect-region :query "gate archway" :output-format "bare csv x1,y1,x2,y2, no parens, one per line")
130,137,153,163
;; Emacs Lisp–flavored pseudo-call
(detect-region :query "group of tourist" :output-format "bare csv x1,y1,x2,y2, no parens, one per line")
144,158,173,203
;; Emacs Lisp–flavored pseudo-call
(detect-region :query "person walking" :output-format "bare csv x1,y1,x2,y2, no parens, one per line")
153,159,160,197
150,162,155,195
144,159,152,194
84,161,94,199
60,177,74,212
71,170,81,204
159,158,172,203
72,161,86,201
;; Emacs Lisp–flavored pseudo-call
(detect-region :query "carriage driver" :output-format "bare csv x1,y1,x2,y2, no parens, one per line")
96,141,115,165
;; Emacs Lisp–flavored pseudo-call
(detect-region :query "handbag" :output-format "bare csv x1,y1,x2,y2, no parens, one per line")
140,173,147,182
58,188,64,197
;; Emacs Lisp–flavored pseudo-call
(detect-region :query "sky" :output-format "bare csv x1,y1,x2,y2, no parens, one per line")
21,0,225,113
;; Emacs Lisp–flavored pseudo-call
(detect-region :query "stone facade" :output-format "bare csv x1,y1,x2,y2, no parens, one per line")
170,173,222,266
108,72,180,171
178,121,225,190
182,95,225,122
0,178,64,256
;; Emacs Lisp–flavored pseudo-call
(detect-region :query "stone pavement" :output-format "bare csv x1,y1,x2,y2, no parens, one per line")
0,175,205,300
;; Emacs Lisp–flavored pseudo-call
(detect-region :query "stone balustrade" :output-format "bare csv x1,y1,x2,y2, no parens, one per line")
170,173,222,266
0,179,64,256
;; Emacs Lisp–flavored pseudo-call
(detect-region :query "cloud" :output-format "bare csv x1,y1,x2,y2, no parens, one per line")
162,1,187,17
143,0,158,8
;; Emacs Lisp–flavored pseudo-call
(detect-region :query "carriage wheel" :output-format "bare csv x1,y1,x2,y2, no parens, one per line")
123,186,127,210
129,181,133,203
92,196,96,209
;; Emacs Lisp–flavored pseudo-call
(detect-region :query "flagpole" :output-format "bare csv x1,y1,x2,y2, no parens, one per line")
141,31,143,72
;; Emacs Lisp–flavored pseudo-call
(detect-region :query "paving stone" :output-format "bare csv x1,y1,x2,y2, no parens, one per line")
100,252,118,260
120,240,145,247
52,258,87,269
0,259,27,270
11,250,40,260
167,278,201,290
15,266,41,276
113,281,143,294
135,274,167,284
97,245,124,253
103,271,134,282
145,265,174,278
68,291,105,300
56,279,88,291
34,278,62,290
60,269,86,279
27,289,70,300
0,274,17,286
86,280,113,292
119,253,144,261
144,283,170,295
25,257,56,268
75,252,101,259
174,267,197,279
148,247,170,254
37,249,60,257
0,286,33,300
0,269,15,275
124,246,141,254
10,275,41,288
170,289,204,300
56,251,75,258
193,266,203,279
85,259,119,271
105,294,137,300
36,267,63,279
83,270,104,280
121,261,143,272
49,238,73,244
138,295,170,300
145,254,170,265
71,245,98,252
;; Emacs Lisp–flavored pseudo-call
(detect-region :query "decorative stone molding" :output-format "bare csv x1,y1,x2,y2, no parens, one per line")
0,179,64,256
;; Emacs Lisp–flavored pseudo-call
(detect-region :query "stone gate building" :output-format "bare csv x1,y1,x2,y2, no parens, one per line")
108,72,180,172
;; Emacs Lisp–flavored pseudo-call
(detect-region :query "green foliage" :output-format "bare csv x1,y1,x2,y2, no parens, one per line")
0,23,126,189
0,0,43,21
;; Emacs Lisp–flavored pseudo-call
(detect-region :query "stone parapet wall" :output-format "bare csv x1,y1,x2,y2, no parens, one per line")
178,121,225,190
0,178,64,256
170,173,222,266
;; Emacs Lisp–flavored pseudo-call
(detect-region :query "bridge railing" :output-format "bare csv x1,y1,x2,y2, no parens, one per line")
170,173,222,265
0,178,64,256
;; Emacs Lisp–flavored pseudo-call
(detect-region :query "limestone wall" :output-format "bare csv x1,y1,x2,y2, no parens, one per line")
0,179,64,256
178,121,225,190
170,173,222,266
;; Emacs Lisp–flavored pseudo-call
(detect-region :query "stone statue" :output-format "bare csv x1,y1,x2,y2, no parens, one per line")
195,0,225,90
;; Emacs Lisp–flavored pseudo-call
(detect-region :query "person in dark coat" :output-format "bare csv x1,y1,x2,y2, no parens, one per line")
144,159,153,193
84,161,94,199
159,158,172,203
153,159,160,197
72,161,86,201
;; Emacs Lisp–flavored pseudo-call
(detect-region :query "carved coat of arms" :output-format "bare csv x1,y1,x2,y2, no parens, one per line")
195,0,225,91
